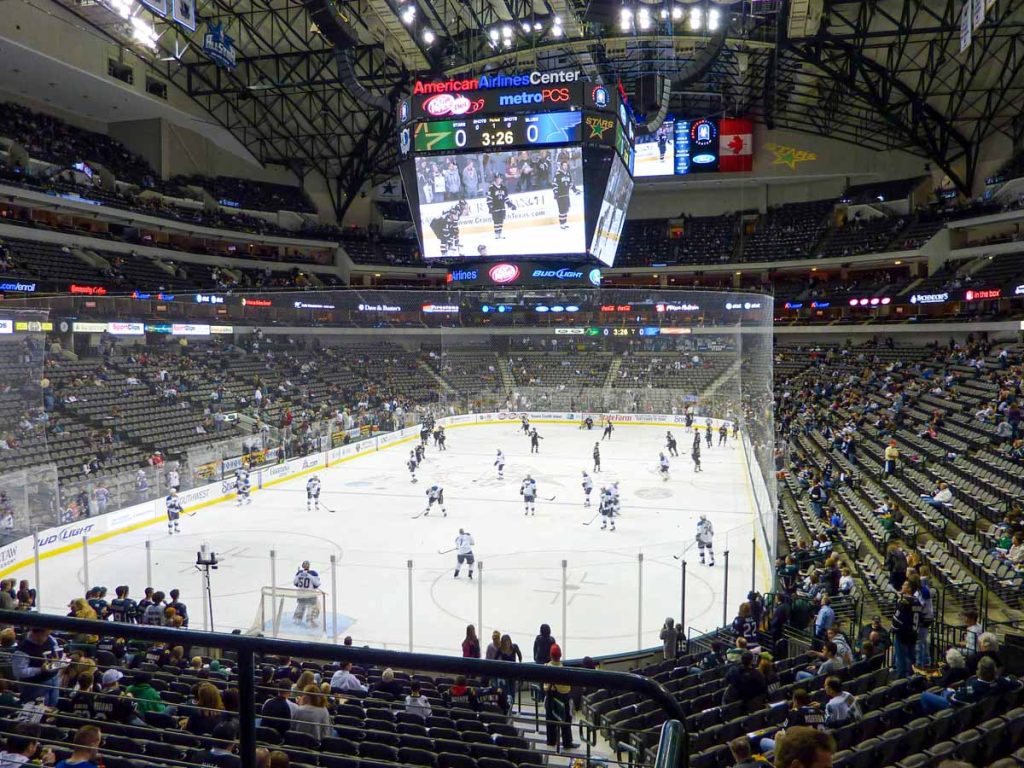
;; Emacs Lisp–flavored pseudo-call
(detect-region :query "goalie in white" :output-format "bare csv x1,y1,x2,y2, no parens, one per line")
292,560,322,626
520,475,537,516
697,514,715,566
494,450,505,480
306,476,321,511
425,484,447,517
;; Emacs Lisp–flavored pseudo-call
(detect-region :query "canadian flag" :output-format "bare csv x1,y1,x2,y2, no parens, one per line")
719,118,753,172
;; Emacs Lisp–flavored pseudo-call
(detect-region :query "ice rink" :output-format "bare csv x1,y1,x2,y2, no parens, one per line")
21,421,766,658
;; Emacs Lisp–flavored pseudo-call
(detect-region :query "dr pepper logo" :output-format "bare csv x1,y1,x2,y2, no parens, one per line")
422,93,486,117
488,263,520,284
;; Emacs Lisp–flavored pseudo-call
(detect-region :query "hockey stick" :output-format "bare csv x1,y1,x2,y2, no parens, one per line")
544,495,557,501
411,510,428,520
582,512,600,526
673,541,698,560
321,506,336,514
437,547,456,554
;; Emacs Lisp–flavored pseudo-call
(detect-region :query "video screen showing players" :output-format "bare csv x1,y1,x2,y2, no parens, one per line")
590,155,633,267
632,120,675,177
415,147,586,258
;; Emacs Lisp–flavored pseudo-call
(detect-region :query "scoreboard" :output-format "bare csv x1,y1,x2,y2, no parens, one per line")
397,69,636,267
413,112,583,153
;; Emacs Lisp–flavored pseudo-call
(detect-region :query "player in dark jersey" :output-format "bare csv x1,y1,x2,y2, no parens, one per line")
432,201,467,256
552,160,580,229
486,174,516,239
657,130,668,161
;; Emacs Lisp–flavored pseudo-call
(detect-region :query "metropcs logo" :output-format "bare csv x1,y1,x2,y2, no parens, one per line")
413,70,580,95
489,263,520,284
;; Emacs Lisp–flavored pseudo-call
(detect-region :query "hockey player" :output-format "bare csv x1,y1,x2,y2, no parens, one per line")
666,431,679,457
732,422,740,440
292,560,322,626
110,586,138,624
593,443,601,472
167,467,180,493
235,464,251,505
599,487,616,532
486,174,516,239
692,436,702,472
657,128,669,162
165,489,182,535
609,481,621,512
420,423,431,446
425,484,447,517
407,451,419,484
658,453,670,481
530,428,543,454
602,419,614,440
436,426,447,451
306,475,321,511
552,160,580,230
582,415,594,430
521,415,530,435
684,410,694,430
454,528,475,579
582,471,594,507
705,420,713,449
696,515,715,566
520,474,537,516
415,442,426,464
494,450,505,480
431,200,466,257
719,423,728,446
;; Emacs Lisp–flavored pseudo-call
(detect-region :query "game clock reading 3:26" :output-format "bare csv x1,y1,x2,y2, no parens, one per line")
414,111,582,153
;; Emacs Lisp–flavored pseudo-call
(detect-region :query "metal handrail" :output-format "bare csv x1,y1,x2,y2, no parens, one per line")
1,610,689,768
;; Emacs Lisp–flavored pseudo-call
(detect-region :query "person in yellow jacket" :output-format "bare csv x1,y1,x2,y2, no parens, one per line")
883,440,899,476
543,644,578,749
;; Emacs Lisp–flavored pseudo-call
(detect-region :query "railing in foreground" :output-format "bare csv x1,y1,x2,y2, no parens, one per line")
1,610,688,768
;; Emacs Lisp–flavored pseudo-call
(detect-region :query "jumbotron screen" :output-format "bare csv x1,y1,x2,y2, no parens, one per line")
413,147,585,259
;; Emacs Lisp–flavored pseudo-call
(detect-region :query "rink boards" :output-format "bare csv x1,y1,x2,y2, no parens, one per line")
0,410,772,591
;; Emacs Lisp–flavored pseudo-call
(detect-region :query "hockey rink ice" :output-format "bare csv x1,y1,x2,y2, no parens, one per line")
22,422,767,658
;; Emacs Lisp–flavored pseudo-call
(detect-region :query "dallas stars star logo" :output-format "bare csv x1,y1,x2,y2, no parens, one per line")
764,143,817,170
586,117,614,140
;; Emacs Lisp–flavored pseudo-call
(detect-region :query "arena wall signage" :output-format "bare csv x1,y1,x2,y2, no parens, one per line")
725,301,763,310
15,321,51,332
171,323,211,336
656,302,700,312
240,298,273,307
72,322,108,333
194,293,224,305
421,304,459,314
357,303,402,312
0,320,12,334
107,321,145,335
847,297,891,307
210,325,234,334
0,281,36,292
964,288,1001,301
446,262,597,287
293,301,336,310
70,284,108,296
907,292,948,305
412,70,580,95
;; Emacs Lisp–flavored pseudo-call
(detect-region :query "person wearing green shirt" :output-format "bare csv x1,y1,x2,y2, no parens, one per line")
124,672,170,714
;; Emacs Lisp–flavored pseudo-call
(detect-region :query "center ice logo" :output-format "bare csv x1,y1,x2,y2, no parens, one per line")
488,263,520,284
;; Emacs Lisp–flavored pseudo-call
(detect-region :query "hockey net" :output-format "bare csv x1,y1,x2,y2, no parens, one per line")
249,586,329,640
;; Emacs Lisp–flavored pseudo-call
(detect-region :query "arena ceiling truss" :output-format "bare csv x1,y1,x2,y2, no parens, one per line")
53,0,1024,212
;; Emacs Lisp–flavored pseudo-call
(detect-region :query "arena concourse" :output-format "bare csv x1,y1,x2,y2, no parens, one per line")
2,1,1024,767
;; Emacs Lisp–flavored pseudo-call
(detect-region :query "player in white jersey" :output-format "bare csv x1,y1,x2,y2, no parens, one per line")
292,560,322,625
521,415,530,434
520,475,537,516
306,476,321,511
165,489,182,535
235,465,251,505
425,484,447,516
581,471,594,507
407,451,419,483
494,450,505,480
658,453,670,481
454,528,475,579
166,468,180,492
697,514,715,566
599,487,616,531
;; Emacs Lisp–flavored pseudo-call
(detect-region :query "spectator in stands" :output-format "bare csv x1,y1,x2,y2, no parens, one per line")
405,681,432,720
373,668,404,699
920,482,953,509
660,617,678,660
54,725,102,768
883,440,900,475
125,672,171,714
462,624,481,658
184,682,227,735
328,662,366,693
967,632,1003,675
723,650,767,712
533,623,556,664
891,581,921,678
796,641,844,681
920,656,1022,713
260,680,295,737
542,645,577,749
729,735,761,768
813,596,834,640
731,603,758,644
485,630,502,660
773,726,835,768
292,684,332,741
937,648,971,689
188,721,237,768
910,569,934,666
12,626,61,705
823,677,860,728
884,543,908,592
